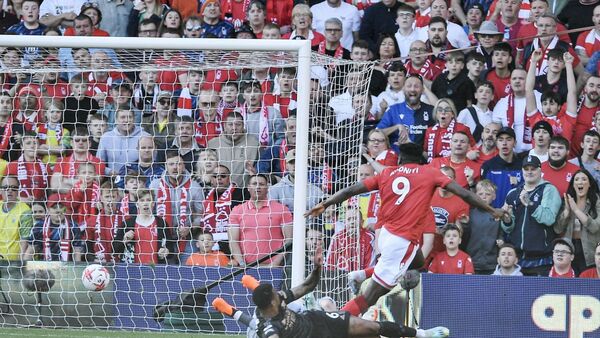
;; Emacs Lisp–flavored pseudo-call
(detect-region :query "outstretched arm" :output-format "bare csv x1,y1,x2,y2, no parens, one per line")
445,181,505,218
304,182,369,217
289,246,323,300
564,52,578,115
526,49,543,116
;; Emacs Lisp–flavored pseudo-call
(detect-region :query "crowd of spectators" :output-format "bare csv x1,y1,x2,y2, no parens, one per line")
0,0,600,280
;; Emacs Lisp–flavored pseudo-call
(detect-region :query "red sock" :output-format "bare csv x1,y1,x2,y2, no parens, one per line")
364,267,374,278
341,295,369,316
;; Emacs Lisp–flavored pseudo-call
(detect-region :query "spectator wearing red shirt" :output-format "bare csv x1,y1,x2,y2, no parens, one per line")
572,76,600,155
64,3,110,37
579,243,600,278
263,68,297,119
363,129,399,167
429,166,470,259
246,1,267,37
191,89,223,148
29,56,70,101
176,69,205,119
13,85,42,133
229,174,293,266
307,142,504,317
326,207,375,271
67,162,100,226
492,0,523,50
541,136,580,195
484,42,513,104
516,0,569,49
154,50,190,92
428,224,475,274
430,132,481,189
50,128,105,194
423,99,475,163
0,92,25,162
114,189,174,264
83,180,123,263
6,132,48,203
549,238,576,277
283,4,325,47
575,4,600,65
467,122,500,165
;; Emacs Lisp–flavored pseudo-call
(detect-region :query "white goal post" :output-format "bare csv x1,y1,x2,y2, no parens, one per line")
0,35,312,288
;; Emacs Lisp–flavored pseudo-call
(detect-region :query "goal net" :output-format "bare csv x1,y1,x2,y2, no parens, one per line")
0,37,373,334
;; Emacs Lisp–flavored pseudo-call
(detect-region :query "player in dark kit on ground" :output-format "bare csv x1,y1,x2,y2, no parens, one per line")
245,245,449,338
306,143,506,318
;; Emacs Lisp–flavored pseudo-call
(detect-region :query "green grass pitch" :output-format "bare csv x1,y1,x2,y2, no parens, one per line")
0,328,238,337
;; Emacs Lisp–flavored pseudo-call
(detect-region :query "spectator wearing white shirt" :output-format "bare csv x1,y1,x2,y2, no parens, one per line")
394,3,420,60
417,0,471,49
311,0,361,49
39,0,86,30
457,81,495,143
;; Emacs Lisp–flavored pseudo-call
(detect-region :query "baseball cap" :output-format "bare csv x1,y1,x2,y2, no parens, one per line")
497,126,516,139
157,90,173,99
522,155,541,169
17,85,41,97
532,120,553,137
285,149,296,163
467,3,485,16
553,237,575,254
235,25,257,39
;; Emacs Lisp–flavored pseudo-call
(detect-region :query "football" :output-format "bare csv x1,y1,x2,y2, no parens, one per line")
81,264,110,291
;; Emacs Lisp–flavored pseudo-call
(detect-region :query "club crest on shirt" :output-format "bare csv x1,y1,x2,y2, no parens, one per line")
457,260,463,268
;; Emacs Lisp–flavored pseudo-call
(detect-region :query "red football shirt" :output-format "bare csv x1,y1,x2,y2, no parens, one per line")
541,161,580,195
571,104,599,156
429,157,481,188
580,267,599,279
528,109,576,143
428,250,474,274
362,164,452,243
485,70,511,104
134,218,159,265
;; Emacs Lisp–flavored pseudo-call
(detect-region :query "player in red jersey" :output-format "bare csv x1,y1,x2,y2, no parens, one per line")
305,143,505,316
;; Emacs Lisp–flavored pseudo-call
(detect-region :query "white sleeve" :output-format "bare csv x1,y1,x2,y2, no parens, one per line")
352,7,361,32
492,99,507,125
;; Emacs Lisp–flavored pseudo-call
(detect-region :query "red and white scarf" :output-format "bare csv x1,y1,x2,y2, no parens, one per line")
43,217,70,262
426,120,456,162
582,29,600,57
321,162,333,194
0,117,14,158
278,139,292,175
16,154,48,199
531,36,559,76
223,0,251,28
202,185,235,233
93,211,122,262
239,103,270,146
317,41,344,59
549,266,575,278
36,122,63,145
406,58,435,80
67,153,96,178
73,179,100,212
217,100,238,118
156,176,191,230
506,92,532,145
120,193,130,218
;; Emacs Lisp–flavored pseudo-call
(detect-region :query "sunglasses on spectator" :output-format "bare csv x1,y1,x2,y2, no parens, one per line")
2,185,19,191
552,249,573,255
158,98,172,105
82,1,99,8
73,138,88,143
200,101,219,107
186,25,202,32
325,28,342,33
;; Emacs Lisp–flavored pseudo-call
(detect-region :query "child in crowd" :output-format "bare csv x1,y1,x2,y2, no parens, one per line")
492,243,523,276
87,114,107,156
465,180,504,274
483,42,513,104
428,224,474,274
85,180,124,263
26,202,46,260
264,67,297,119
457,81,495,143
415,0,433,27
6,131,48,203
68,162,100,226
465,51,485,88
526,51,577,141
262,23,282,39
114,189,173,264
185,232,230,266
218,81,239,119
375,62,407,114
64,74,99,132
37,99,71,167
120,171,144,218
33,194,84,262
431,51,475,112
